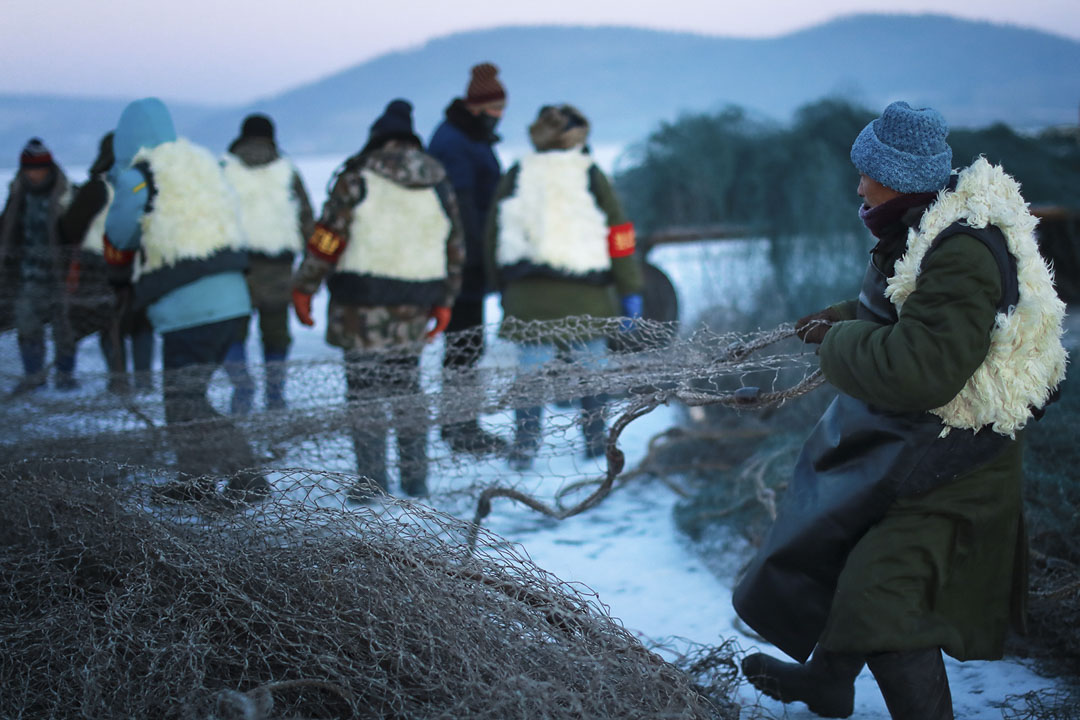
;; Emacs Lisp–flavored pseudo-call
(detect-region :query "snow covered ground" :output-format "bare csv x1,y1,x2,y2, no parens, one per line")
2,153,1072,718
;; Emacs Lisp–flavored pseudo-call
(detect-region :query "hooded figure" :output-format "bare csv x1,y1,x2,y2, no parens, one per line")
427,62,510,456
484,103,644,470
104,97,266,504
219,113,315,413
0,137,75,393
735,102,1067,720
292,98,464,502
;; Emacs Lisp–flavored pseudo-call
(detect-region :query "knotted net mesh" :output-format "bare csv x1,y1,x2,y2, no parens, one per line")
0,310,828,719
1,459,744,719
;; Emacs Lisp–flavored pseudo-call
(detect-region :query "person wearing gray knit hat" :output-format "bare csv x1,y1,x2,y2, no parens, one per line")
850,101,952,194
736,100,1067,720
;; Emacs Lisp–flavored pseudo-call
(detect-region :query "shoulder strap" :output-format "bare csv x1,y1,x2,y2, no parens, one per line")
928,221,1018,313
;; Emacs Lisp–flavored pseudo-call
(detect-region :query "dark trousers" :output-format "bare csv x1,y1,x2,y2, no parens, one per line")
345,351,428,492
236,304,292,356
440,297,486,429
162,316,257,479
102,309,154,375
15,280,75,374
442,296,485,370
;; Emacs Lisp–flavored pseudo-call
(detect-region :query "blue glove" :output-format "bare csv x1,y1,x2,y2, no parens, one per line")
619,294,643,332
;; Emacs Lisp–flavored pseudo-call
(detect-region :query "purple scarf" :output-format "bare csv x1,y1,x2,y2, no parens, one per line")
859,191,939,240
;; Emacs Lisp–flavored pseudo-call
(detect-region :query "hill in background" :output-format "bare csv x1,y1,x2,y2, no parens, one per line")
1,13,1078,167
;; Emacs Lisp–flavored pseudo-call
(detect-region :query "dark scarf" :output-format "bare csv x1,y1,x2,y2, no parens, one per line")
859,191,938,240
227,135,280,167
444,99,500,144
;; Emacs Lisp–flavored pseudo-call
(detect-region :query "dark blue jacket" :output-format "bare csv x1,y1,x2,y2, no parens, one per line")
428,99,501,301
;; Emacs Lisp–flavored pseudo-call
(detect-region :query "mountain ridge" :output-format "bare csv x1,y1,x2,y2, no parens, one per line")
1,13,1077,167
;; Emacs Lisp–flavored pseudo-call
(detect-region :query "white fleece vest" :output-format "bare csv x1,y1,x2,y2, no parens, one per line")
80,182,114,255
133,138,245,279
496,151,611,275
337,169,450,281
886,157,1068,437
221,154,302,255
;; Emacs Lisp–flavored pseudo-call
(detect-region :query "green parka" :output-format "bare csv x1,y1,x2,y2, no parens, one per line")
815,206,1026,661
484,154,643,343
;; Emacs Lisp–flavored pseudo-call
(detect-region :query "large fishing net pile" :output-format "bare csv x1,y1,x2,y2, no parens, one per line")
1017,372,1080,681
0,459,744,719
0,306,828,719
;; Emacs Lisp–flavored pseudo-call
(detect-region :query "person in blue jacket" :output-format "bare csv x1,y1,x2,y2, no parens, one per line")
104,97,267,504
427,62,509,456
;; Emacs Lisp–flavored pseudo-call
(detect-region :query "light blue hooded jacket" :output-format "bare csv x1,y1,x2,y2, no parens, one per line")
105,97,250,334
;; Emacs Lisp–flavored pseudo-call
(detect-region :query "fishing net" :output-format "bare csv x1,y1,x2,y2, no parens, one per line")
0,459,744,720
0,285,827,719
3,237,1077,715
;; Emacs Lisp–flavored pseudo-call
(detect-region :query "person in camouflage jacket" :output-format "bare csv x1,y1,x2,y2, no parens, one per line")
292,99,464,501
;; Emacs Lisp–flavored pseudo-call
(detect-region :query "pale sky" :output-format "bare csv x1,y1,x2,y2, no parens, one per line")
3,0,1079,105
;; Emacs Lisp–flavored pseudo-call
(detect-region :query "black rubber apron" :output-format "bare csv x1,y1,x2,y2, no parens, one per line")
732,223,1017,662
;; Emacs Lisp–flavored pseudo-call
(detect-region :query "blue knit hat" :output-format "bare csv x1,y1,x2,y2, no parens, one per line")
850,101,952,194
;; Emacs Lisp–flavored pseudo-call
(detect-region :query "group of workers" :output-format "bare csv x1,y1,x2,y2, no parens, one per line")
0,62,644,502
1,56,1070,720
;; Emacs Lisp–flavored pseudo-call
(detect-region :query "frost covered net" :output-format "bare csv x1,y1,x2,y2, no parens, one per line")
0,316,820,523
0,460,742,719
0,315,825,719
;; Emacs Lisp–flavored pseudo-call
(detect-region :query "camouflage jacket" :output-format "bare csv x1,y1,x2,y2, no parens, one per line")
294,141,464,351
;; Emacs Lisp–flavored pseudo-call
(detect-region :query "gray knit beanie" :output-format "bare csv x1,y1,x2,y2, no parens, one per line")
850,101,952,194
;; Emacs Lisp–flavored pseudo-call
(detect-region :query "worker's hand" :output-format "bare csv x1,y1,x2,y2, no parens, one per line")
292,289,315,327
795,307,841,344
426,305,452,340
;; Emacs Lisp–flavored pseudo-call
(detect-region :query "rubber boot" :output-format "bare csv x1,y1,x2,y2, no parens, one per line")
151,475,217,505
223,341,254,415
264,349,288,411
54,353,78,391
441,418,509,456
866,648,953,720
100,330,131,394
398,429,429,498
132,328,155,392
508,406,542,471
348,428,389,503
224,470,271,505
742,648,864,718
11,339,47,396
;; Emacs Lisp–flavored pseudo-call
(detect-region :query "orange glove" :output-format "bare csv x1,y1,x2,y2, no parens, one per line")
426,305,452,340
293,289,315,327
65,259,81,295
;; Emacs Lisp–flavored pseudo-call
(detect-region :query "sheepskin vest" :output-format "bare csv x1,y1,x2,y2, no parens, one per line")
132,138,247,308
886,157,1067,437
80,182,114,255
329,169,452,307
496,151,611,284
221,154,302,258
